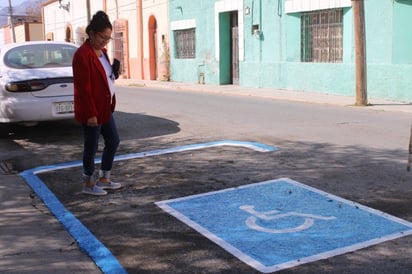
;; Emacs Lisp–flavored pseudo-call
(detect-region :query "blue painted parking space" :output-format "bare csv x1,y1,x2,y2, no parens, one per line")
156,178,412,273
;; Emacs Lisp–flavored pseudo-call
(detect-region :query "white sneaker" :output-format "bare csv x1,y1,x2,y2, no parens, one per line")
82,185,107,196
96,180,122,190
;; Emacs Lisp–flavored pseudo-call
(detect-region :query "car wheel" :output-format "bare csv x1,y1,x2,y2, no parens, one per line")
0,123,10,137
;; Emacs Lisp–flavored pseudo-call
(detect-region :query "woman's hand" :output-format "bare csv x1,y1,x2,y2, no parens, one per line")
87,116,98,127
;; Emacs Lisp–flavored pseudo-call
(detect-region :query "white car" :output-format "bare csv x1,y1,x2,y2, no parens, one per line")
0,41,78,136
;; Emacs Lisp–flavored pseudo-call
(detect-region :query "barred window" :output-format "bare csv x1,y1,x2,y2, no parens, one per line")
301,9,343,63
174,28,195,59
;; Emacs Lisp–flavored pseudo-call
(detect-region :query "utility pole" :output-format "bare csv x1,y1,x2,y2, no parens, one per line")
86,0,91,23
8,0,16,42
352,0,367,106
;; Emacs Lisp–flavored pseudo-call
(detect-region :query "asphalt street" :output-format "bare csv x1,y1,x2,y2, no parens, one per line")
1,80,412,274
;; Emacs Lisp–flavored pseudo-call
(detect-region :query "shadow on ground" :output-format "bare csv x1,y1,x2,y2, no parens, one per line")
3,112,180,171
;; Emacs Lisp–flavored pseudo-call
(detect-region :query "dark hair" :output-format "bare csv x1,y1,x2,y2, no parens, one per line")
85,11,112,35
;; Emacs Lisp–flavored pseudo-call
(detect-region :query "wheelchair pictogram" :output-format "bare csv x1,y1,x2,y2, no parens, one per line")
240,205,336,234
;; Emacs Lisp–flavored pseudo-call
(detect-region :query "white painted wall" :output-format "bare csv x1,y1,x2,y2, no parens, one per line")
142,0,169,68
285,0,352,13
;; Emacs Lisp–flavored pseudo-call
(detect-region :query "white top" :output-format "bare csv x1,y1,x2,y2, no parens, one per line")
99,54,115,100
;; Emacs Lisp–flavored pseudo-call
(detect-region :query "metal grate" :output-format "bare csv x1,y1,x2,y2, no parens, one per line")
113,31,125,74
301,9,343,63
174,28,196,59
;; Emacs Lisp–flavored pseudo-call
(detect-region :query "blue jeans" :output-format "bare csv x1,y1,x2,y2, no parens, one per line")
82,114,120,177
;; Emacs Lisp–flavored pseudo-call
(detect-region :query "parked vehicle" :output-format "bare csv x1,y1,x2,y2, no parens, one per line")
0,41,78,136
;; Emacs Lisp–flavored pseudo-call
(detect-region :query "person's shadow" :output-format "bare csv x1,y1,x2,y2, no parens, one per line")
114,111,180,140
7,111,180,142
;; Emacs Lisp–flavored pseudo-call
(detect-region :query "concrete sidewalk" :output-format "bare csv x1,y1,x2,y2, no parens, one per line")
0,173,101,274
1,80,410,274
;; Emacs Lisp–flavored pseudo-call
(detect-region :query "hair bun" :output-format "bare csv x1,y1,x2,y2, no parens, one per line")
86,10,112,35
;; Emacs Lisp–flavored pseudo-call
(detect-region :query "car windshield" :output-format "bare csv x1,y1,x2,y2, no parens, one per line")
4,43,77,69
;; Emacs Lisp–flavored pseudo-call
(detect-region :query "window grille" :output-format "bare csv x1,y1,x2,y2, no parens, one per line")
174,28,196,59
301,9,343,63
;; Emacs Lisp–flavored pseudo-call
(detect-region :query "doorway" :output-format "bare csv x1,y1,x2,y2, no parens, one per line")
113,19,129,78
219,11,239,85
231,12,239,85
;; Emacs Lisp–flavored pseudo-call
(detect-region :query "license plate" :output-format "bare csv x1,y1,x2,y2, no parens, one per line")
54,101,74,114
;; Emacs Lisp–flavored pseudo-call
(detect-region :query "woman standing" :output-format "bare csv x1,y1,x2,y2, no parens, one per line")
72,11,121,196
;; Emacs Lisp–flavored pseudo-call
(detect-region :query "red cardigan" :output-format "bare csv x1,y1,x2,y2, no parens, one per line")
72,41,116,125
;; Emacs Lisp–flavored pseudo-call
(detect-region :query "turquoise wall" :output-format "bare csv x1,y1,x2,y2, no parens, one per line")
241,0,283,87
393,1,412,64
169,0,218,84
363,0,412,101
169,0,412,102
273,7,354,96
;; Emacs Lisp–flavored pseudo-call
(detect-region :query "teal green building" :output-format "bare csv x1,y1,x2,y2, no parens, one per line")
169,0,412,102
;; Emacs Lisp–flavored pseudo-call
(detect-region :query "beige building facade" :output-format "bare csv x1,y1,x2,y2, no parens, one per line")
1,21,43,44
42,0,169,80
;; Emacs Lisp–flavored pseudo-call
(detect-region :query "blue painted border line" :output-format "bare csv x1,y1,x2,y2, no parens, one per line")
19,140,277,273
